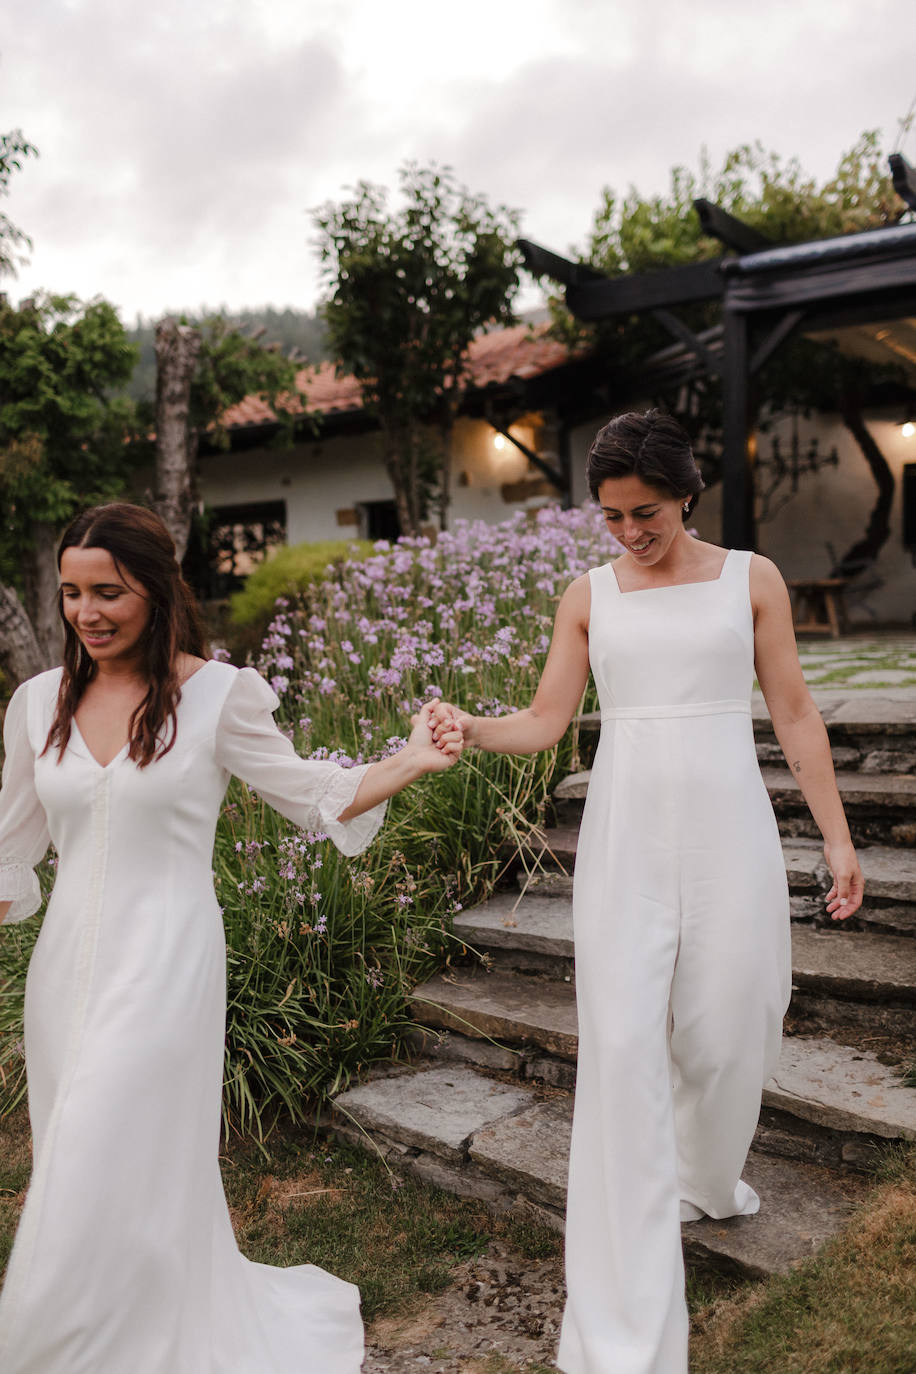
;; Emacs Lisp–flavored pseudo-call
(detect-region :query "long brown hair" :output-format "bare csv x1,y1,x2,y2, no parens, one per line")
44,503,209,768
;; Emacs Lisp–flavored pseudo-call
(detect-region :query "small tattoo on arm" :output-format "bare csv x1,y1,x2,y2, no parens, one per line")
792,760,802,774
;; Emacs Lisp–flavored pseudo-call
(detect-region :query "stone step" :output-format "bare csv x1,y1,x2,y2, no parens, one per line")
410,968,578,1061
453,890,575,977
513,836,916,937
330,1062,868,1279
763,768,916,848
753,691,916,777
551,768,916,847
756,1034,916,1170
781,840,916,935
789,924,916,1034
416,956,916,1161
454,883,916,1019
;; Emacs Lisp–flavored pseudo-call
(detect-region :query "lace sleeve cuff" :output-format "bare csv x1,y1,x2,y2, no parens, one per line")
316,764,387,858
0,860,43,924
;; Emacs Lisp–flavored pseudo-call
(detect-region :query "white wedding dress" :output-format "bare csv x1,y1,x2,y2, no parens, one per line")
0,661,385,1373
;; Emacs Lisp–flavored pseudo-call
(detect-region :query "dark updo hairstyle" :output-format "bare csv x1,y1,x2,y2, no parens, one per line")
44,503,209,769
586,408,705,520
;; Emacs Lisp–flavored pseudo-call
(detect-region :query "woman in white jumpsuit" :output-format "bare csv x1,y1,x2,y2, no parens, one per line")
0,502,462,1374
432,410,864,1374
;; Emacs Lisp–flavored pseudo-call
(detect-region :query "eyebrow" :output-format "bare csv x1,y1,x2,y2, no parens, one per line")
600,503,660,514
59,580,128,591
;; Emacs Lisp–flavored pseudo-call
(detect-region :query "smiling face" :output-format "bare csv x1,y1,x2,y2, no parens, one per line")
59,546,152,668
597,473,688,567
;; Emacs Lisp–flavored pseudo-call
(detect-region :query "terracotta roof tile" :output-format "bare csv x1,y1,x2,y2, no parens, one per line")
222,322,577,430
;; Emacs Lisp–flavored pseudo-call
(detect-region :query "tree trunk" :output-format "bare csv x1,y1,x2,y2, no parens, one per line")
22,521,63,667
381,424,419,537
154,318,202,561
0,583,46,688
437,410,455,532
407,424,420,533
832,399,895,578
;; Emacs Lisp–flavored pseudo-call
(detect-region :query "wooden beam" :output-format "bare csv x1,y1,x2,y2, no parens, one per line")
651,308,723,377
721,309,756,551
889,153,916,211
749,309,805,375
517,239,607,288
567,259,724,320
693,199,772,253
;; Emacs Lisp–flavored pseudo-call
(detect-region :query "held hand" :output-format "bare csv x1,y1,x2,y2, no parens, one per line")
823,839,864,921
429,699,476,749
406,700,464,774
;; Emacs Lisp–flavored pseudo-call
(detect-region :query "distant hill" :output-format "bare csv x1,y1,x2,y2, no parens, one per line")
124,307,329,402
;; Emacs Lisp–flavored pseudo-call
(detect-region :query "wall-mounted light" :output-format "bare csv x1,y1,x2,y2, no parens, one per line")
902,421,916,439
493,433,506,450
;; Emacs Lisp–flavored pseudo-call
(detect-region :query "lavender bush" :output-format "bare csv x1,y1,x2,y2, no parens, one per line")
216,505,621,1139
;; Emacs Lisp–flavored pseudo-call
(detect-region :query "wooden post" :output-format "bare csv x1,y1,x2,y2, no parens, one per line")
721,307,756,551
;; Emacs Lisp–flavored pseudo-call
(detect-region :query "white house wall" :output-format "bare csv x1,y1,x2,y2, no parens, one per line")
200,411,915,626
689,416,915,626
198,417,547,546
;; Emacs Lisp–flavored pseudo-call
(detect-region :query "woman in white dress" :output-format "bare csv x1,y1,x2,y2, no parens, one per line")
432,410,864,1374
0,501,462,1374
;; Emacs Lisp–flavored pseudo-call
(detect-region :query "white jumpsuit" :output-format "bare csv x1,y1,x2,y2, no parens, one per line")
557,549,791,1374
0,661,385,1374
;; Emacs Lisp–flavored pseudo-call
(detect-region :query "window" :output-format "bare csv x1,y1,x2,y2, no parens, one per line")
183,501,287,599
359,499,400,542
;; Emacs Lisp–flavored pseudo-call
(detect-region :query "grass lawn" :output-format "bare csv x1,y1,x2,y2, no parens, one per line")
220,1123,560,1324
2,1104,914,1371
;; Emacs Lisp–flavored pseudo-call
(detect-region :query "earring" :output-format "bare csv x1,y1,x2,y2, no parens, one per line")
683,501,690,513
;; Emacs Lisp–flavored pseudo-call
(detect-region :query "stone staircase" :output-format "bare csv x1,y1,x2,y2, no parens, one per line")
332,689,916,1280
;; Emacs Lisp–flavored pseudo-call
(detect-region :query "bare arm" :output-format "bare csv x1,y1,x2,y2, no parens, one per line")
435,576,592,756
751,555,863,919
0,900,11,925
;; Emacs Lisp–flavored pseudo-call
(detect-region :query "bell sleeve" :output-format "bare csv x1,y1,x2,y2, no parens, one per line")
0,683,51,923
214,667,387,857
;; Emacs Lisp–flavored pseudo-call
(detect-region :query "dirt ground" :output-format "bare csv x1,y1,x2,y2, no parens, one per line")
364,1239,565,1374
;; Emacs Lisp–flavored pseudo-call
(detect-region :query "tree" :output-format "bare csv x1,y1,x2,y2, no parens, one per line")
554,132,910,573
0,299,306,688
0,129,38,279
0,293,139,681
313,163,520,535
123,307,328,404
148,315,305,561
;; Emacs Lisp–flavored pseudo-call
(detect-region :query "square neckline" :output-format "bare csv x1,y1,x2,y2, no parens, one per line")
609,548,733,595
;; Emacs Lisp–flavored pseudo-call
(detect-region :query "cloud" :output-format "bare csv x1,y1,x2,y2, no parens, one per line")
2,0,914,317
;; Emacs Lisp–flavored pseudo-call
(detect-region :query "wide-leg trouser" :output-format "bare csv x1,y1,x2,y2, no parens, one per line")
557,714,791,1374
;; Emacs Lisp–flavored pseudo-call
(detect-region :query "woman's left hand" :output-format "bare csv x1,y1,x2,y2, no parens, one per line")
405,700,464,773
823,839,864,920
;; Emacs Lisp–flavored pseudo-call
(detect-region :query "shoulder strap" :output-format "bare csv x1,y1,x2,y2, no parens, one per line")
721,548,752,582
589,561,622,596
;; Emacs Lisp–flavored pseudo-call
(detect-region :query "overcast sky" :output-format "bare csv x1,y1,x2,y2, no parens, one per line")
2,0,914,325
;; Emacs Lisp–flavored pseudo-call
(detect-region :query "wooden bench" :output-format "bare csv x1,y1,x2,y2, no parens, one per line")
787,578,849,638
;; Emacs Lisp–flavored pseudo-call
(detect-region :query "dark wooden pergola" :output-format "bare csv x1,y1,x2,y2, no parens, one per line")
520,158,916,552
